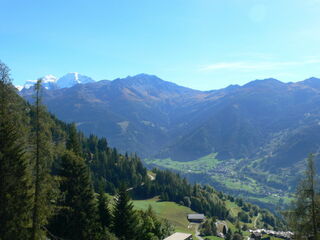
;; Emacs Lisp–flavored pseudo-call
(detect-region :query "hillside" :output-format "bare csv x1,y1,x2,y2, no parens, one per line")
133,197,196,234
132,195,284,239
21,74,204,157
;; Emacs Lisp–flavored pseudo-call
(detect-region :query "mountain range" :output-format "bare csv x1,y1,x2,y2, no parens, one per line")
20,73,320,208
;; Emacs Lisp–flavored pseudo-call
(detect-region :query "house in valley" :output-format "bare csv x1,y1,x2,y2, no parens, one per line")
164,232,193,240
187,213,205,223
215,221,228,237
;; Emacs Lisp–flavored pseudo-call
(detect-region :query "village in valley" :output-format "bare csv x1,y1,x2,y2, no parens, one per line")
145,155,294,211
164,214,294,240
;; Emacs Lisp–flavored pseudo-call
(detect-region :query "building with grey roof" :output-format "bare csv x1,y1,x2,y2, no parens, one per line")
187,213,205,223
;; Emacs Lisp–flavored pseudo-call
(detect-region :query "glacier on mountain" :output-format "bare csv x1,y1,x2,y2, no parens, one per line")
56,73,95,88
20,73,94,90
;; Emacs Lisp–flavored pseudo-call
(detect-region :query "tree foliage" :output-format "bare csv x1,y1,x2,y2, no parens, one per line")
98,190,112,231
200,218,217,236
112,185,137,239
136,169,230,219
285,154,320,239
31,79,55,240
48,150,101,240
0,61,32,239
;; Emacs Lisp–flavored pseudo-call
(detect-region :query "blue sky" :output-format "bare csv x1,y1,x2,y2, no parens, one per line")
1,0,320,90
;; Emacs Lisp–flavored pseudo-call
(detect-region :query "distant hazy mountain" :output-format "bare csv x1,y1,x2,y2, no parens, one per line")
21,72,95,90
157,77,320,166
20,74,320,178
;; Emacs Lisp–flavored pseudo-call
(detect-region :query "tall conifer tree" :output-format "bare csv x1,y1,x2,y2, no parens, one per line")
286,154,319,239
50,150,101,240
112,185,137,240
66,123,82,155
98,190,112,230
31,79,54,240
0,61,32,239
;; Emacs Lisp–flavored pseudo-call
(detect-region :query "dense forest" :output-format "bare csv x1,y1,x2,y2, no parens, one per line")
2,60,319,239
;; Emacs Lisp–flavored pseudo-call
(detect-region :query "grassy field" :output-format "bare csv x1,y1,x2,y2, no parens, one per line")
132,196,261,239
262,234,283,240
203,236,224,240
133,196,196,234
225,200,242,217
224,200,262,230
145,153,220,174
211,175,260,194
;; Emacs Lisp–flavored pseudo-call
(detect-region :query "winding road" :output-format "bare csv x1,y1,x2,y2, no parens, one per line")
253,213,260,229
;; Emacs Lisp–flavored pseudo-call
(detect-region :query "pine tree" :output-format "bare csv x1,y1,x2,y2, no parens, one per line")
98,190,112,230
66,123,82,155
49,150,101,240
112,184,137,240
31,79,54,240
286,154,319,239
0,61,32,239
225,229,233,240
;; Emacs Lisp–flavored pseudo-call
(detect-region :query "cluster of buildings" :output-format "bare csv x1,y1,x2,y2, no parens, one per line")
249,229,294,240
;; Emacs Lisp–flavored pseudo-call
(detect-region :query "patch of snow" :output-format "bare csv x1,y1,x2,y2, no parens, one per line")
56,73,94,88
42,74,57,83
23,80,37,89
117,121,129,133
15,85,24,91
21,73,95,91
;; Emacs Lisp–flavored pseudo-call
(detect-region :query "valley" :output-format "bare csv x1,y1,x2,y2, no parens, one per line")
144,154,294,210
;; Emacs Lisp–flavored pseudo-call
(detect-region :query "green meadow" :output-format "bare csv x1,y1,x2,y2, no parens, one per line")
145,153,220,173
133,197,196,234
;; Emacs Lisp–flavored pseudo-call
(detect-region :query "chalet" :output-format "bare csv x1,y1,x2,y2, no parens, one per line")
215,221,228,237
164,232,193,240
187,213,205,223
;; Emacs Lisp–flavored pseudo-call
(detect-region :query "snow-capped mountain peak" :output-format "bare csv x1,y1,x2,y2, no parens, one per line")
56,73,95,88
23,75,58,90
23,80,37,89
42,74,57,83
20,73,95,91
15,85,24,91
